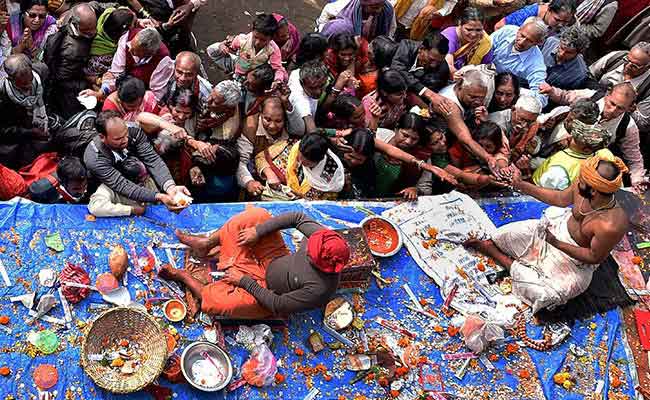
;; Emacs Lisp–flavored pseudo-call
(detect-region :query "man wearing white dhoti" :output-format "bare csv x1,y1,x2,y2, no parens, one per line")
465,156,630,313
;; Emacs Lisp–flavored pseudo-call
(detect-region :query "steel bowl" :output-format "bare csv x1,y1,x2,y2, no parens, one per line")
180,341,233,392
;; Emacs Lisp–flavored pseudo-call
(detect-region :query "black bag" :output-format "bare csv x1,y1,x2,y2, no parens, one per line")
52,110,98,158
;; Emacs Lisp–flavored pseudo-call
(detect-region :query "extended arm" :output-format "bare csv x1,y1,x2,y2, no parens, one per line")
512,175,574,207
255,211,324,239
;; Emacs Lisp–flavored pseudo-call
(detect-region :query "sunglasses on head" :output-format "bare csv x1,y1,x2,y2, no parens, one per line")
25,11,47,20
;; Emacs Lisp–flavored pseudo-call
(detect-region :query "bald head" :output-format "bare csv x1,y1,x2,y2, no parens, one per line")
71,4,97,38
174,51,201,88
597,160,620,182
3,54,32,78
610,82,637,100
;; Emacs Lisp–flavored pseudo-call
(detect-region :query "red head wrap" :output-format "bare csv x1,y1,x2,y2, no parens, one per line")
307,230,351,274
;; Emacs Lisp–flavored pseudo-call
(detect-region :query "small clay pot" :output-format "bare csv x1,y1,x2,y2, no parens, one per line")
164,299,187,322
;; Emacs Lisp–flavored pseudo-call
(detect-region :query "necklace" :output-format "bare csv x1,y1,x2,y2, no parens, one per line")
578,197,616,217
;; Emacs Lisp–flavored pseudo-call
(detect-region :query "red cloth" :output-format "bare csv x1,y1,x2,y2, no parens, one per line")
124,28,170,86
307,230,350,274
0,164,27,200
18,152,58,186
60,262,91,304
200,207,290,318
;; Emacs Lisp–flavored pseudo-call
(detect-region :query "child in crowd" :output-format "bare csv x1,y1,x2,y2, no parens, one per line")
206,13,288,86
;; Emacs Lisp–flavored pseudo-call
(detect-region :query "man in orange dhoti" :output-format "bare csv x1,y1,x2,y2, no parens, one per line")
160,207,351,318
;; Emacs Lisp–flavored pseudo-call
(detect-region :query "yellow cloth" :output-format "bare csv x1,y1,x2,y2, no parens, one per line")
286,142,311,197
453,33,492,66
285,143,339,200
394,0,445,40
579,156,629,193
532,148,614,187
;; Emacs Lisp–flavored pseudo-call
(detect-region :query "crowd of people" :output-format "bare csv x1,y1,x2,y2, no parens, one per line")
0,0,648,217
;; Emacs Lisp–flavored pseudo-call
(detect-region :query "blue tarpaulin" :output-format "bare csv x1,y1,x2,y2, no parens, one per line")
0,197,638,399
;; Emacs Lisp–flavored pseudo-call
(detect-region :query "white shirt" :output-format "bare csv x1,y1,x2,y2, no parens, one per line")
287,69,319,136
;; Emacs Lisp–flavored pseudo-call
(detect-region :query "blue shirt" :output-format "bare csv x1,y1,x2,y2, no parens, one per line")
541,36,588,90
504,4,539,26
490,25,548,107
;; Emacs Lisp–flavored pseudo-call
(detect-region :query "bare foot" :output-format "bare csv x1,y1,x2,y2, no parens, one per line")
463,238,495,254
176,229,212,257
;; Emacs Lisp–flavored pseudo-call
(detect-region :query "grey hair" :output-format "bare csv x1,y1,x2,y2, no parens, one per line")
3,54,32,78
559,25,590,52
522,17,548,42
514,94,542,114
299,60,328,82
460,69,488,90
134,28,162,55
214,80,242,107
632,41,650,57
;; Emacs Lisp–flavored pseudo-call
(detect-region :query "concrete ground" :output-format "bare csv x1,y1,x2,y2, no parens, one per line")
192,0,327,81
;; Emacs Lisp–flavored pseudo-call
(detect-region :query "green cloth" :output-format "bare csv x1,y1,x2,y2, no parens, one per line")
90,7,121,56
430,153,450,169
44,232,64,252
532,147,614,186
374,154,402,196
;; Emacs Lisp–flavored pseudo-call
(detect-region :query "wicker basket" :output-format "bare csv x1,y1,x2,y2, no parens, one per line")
80,307,168,394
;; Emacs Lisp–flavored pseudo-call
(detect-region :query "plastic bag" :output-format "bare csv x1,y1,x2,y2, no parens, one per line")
235,324,273,350
461,315,504,353
241,344,277,387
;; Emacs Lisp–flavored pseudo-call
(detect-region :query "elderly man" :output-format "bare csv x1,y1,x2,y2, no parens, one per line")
139,81,242,201
96,28,173,102
287,59,328,136
83,110,190,211
489,94,542,170
533,120,614,190
438,70,508,171
490,17,548,107
391,31,451,98
160,51,216,130
0,54,50,169
542,25,590,90
466,156,629,313
161,208,351,318
542,41,650,132
597,83,646,189
43,3,97,119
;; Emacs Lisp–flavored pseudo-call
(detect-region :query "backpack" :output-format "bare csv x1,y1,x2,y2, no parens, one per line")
52,110,98,158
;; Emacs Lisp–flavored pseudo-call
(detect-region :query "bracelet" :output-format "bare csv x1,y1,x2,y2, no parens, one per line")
331,87,342,94
138,8,151,18
416,160,425,170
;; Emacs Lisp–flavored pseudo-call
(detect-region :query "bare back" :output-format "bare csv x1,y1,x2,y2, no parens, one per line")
567,186,629,262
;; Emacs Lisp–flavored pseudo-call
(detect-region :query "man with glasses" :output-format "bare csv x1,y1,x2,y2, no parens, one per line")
542,42,650,133
287,59,328,136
